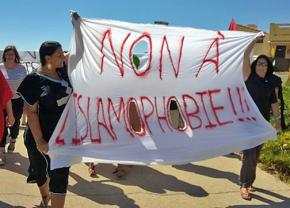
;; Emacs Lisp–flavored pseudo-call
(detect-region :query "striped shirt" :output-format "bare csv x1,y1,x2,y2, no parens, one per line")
0,64,27,99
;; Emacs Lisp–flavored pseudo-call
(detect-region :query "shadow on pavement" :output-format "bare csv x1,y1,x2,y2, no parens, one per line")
68,171,139,208
173,164,290,208
173,163,239,185
68,164,208,207
0,201,26,208
0,152,29,177
224,153,242,160
227,187,290,207
96,164,208,197
227,195,290,208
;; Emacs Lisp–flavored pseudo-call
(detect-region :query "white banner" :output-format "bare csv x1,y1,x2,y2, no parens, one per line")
48,18,275,169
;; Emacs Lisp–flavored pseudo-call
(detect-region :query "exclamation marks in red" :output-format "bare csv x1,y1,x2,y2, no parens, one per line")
227,86,256,122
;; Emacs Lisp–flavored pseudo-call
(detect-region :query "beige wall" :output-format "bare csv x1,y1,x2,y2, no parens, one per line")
270,23,290,42
254,33,270,57
270,23,290,73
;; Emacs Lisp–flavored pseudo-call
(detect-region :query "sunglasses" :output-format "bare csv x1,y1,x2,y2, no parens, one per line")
257,62,268,67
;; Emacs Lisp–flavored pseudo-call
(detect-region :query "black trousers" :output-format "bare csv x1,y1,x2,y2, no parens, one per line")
239,145,262,188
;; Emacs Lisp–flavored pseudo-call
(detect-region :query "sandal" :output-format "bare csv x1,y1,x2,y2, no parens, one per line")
40,195,50,208
88,163,97,177
240,188,251,200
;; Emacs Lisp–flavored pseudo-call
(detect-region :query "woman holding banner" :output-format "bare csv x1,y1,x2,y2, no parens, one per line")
0,45,27,164
17,41,72,208
240,40,281,200
0,71,15,165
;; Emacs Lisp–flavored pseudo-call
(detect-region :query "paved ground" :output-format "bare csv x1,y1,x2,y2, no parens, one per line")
0,129,289,208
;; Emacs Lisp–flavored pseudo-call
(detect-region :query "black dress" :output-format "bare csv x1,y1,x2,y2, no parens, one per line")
17,68,72,193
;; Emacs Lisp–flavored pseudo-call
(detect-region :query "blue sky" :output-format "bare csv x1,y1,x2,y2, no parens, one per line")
0,0,289,51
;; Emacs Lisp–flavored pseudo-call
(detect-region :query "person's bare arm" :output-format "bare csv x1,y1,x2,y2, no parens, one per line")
243,40,256,81
271,102,281,131
25,103,48,153
5,100,15,127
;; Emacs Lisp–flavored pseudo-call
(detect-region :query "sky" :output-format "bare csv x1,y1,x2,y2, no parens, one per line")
0,0,289,51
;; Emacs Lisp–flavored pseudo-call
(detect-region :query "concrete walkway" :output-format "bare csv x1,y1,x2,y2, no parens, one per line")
0,129,289,208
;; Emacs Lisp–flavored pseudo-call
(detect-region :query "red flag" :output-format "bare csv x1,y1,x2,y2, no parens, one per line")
228,18,237,31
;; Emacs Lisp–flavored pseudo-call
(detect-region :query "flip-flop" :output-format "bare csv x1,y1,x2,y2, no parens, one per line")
88,164,97,177
240,188,251,200
40,195,50,208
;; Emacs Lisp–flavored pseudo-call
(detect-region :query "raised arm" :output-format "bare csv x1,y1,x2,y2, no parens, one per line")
69,10,84,73
243,40,256,81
